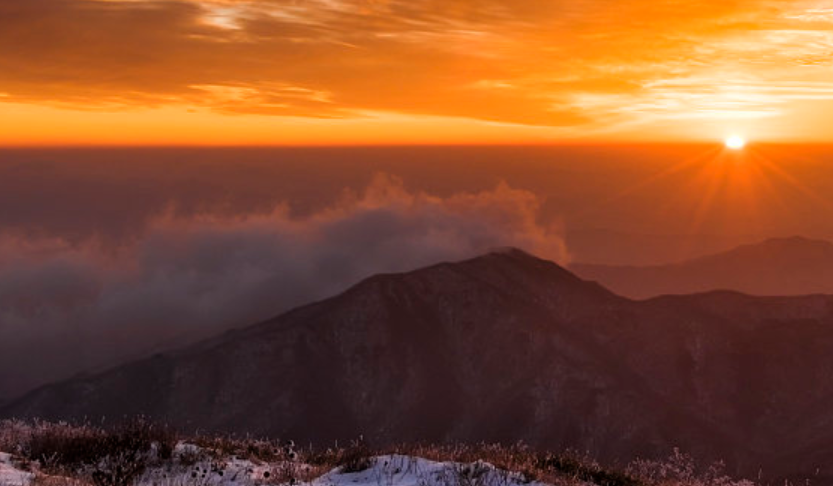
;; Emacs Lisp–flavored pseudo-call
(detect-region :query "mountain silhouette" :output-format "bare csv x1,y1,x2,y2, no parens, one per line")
5,248,833,482
571,236,833,298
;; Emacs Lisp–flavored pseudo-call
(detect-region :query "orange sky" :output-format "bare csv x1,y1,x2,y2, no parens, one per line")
2,0,833,145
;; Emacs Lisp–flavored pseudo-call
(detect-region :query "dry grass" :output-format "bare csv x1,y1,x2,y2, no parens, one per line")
29,472,92,486
0,420,756,486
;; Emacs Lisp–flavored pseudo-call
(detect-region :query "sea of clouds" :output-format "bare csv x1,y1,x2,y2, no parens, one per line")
0,174,568,401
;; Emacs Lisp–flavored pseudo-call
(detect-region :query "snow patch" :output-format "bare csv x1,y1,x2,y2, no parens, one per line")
314,455,545,486
0,449,550,486
0,452,33,486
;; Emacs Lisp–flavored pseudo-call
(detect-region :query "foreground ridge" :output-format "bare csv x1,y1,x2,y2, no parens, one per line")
0,421,755,486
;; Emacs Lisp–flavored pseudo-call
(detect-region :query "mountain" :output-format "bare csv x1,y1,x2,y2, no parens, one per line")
564,228,757,266
571,236,833,299
5,249,833,482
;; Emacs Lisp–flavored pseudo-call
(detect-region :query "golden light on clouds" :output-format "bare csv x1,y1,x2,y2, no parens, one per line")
1,0,833,144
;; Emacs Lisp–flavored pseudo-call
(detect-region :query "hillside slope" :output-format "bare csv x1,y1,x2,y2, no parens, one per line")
5,249,833,481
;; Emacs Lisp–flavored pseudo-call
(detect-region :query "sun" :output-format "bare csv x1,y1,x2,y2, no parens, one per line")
725,136,746,150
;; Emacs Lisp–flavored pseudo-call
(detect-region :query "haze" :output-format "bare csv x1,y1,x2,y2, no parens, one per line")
1,144,833,401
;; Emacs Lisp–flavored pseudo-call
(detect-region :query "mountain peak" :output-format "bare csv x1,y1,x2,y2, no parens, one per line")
343,247,601,310
484,246,539,258
450,247,585,287
758,235,833,250
469,246,568,270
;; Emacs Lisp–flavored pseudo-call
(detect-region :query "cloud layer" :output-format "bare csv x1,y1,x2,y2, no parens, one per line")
2,0,833,141
0,174,567,401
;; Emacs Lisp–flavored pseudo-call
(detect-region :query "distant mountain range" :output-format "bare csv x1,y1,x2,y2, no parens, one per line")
564,228,759,266
571,236,833,299
5,248,833,482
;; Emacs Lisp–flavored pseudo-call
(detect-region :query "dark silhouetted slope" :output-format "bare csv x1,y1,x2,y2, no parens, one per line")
5,248,833,481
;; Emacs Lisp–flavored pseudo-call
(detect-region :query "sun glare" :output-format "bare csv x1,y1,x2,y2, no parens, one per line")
725,136,746,150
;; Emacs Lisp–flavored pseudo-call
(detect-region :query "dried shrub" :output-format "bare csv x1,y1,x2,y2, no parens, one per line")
627,449,755,486
189,435,285,463
0,420,33,456
30,472,92,486
7,419,173,486
537,453,639,486
337,437,374,473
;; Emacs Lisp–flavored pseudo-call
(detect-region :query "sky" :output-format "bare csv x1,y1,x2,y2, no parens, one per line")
3,1,833,403
2,0,833,144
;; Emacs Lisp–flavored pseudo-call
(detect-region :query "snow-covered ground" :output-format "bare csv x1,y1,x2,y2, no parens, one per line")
311,455,547,486
0,448,556,486
0,452,33,486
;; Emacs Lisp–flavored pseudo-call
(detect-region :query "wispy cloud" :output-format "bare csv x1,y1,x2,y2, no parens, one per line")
1,0,833,141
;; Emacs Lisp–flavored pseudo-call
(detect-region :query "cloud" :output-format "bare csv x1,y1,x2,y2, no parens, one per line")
7,0,832,134
0,0,591,125
0,174,568,401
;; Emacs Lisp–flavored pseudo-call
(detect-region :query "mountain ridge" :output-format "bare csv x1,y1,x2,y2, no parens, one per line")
5,248,833,482
571,236,833,299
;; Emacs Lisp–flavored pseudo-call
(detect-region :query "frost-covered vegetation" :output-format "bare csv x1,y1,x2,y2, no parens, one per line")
0,420,754,486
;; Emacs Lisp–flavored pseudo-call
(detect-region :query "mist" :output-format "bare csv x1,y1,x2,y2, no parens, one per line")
5,144,833,402
0,174,568,402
